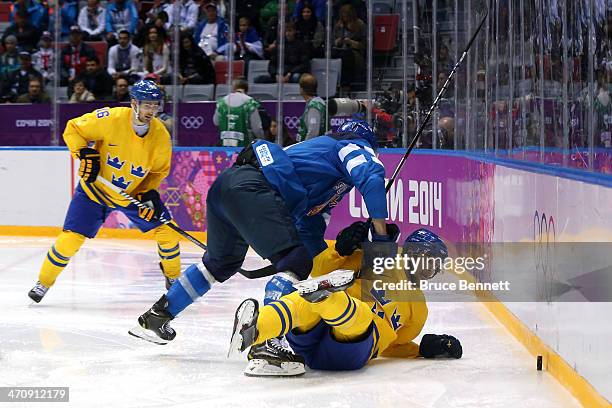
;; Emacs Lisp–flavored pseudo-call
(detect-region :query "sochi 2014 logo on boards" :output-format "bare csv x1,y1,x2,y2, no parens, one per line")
180,116,204,129
349,179,443,228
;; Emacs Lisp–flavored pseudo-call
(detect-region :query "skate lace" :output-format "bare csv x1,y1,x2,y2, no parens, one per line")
32,283,48,296
268,337,294,355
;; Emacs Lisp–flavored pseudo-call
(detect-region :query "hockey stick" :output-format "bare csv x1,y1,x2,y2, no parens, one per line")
95,176,208,251
385,8,489,193
96,176,272,279
239,9,490,280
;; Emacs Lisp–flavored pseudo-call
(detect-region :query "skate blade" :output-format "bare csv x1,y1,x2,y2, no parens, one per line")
128,326,169,345
227,300,257,358
293,269,355,295
244,359,305,377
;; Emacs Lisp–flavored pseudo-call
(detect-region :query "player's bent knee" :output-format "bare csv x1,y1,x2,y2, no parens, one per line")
264,272,299,305
56,230,87,254
269,245,313,281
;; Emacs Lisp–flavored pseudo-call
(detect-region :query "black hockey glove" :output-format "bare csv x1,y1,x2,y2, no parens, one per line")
419,334,463,359
137,190,166,222
335,221,369,256
371,223,401,243
77,147,100,183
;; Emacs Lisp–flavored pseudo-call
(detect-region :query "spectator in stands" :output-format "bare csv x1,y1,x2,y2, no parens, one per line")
10,0,49,31
178,0,200,33
32,31,55,84
78,0,106,41
107,29,143,83
225,16,263,64
143,26,171,84
2,11,40,52
48,0,78,40
295,2,325,58
106,0,139,44
60,26,96,86
135,10,170,47
265,118,295,147
111,76,131,101
438,43,455,73
2,51,42,100
213,78,264,147
293,0,326,24
68,78,95,102
0,35,20,77
178,34,215,85
296,73,327,141
74,55,113,99
194,2,228,61
235,0,262,30
261,4,291,59
265,22,310,83
259,0,295,31
332,4,366,92
145,0,172,30
16,77,50,103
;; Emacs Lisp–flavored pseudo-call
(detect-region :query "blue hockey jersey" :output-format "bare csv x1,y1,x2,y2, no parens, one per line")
252,136,387,257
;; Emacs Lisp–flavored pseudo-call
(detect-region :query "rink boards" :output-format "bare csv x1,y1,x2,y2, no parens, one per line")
0,146,610,405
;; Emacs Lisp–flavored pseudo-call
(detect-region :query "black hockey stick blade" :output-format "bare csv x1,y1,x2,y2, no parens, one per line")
238,264,277,279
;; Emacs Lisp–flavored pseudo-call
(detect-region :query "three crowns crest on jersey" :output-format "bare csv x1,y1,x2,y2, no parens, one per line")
107,154,125,170
111,174,132,190
130,165,147,178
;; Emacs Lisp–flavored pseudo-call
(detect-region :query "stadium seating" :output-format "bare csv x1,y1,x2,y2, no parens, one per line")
282,83,302,100
310,58,341,98
373,1,393,14
247,60,270,83
249,83,278,101
214,60,245,84
374,15,399,52
182,84,215,102
215,84,230,99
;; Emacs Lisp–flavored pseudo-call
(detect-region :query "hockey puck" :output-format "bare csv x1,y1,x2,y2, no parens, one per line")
537,355,543,371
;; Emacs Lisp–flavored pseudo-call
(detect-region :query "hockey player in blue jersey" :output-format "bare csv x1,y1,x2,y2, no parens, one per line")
129,119,399,373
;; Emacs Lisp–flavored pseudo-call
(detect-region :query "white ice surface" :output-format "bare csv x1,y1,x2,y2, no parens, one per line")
0,236,581,408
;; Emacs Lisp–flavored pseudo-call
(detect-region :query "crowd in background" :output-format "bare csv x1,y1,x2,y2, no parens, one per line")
0,0,375,104
0,0,609,155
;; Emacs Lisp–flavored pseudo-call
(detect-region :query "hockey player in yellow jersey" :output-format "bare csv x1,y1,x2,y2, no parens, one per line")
28,80,181,303
228,226,463,375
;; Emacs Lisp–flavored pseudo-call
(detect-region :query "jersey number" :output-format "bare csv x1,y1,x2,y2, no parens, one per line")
96,108,110,119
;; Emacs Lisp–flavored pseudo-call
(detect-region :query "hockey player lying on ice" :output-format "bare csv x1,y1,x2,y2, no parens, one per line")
228,227,463,375
129,119,401,374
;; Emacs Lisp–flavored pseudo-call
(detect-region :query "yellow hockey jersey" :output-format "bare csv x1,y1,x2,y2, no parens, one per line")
64,107,172,208
311,247,428,359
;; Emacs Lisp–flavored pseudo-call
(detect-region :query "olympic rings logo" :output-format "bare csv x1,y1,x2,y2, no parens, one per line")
533,210,556,302
181,116,205,129
284,116,300,129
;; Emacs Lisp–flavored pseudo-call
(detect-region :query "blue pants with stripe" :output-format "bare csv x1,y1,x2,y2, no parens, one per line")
64,184,164,238
286,321,375,371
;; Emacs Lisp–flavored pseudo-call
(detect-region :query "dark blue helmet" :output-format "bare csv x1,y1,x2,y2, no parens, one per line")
130,80,163,102
404,228,448,279
337,119,378,148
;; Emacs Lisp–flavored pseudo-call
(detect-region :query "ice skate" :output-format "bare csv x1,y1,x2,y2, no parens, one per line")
28,281,49,303
128,295,176,345
245,337,305,377
228,298,259,358
293,269,356,303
